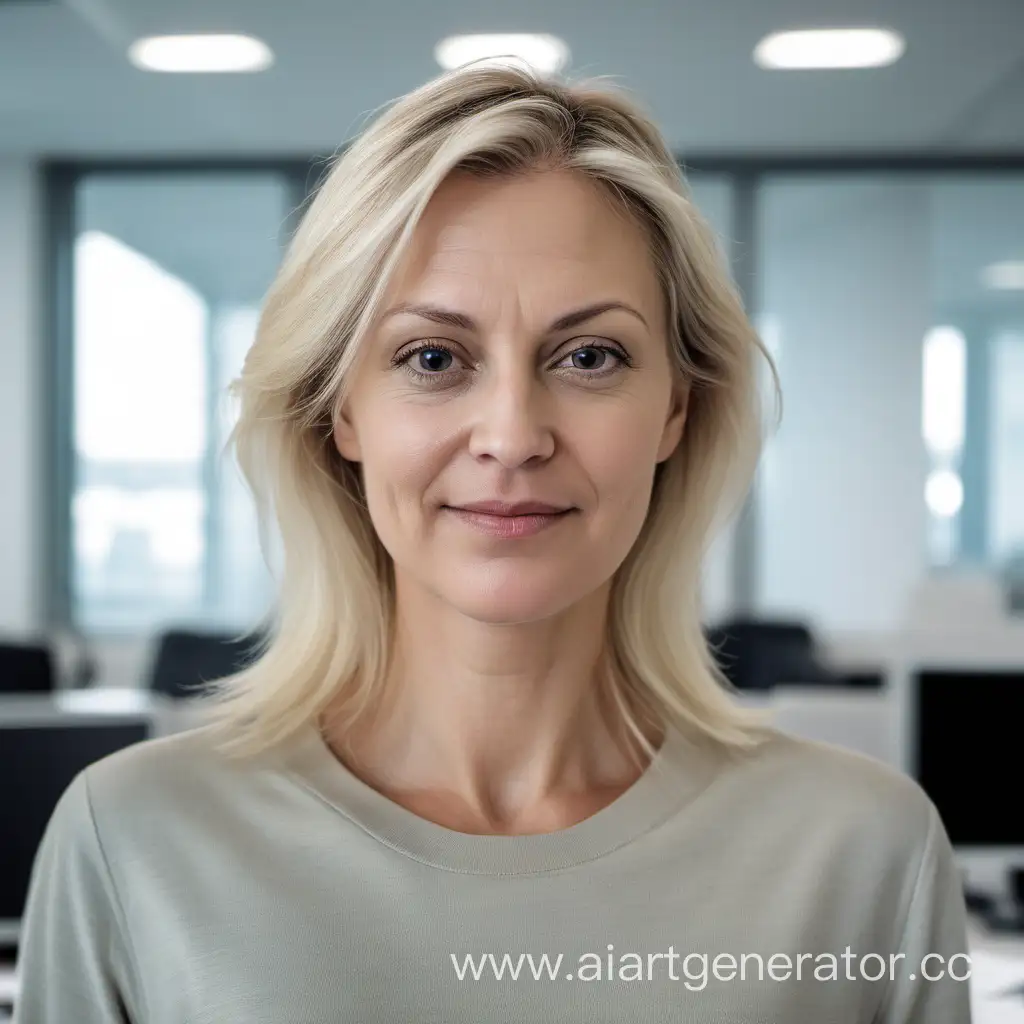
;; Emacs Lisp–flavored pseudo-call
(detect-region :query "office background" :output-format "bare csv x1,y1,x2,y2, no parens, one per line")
1,0,1024,1018
5,165,1024,660
1,1,1024,656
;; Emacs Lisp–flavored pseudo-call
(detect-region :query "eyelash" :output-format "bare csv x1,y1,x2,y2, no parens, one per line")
391,341,633,385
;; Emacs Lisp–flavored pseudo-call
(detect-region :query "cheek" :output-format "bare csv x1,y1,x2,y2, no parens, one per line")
578,405,665,497
361,405,448,502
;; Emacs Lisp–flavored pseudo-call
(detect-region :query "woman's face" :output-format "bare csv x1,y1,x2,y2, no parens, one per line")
334,168,688,624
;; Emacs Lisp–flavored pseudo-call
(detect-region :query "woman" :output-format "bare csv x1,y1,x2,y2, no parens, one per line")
16,62,969,1022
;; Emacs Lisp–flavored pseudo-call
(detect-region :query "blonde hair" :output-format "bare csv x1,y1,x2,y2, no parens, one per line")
194,60,781,763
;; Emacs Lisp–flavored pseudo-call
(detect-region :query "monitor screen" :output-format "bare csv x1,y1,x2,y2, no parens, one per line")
0,721,150,923
913,668,1024,847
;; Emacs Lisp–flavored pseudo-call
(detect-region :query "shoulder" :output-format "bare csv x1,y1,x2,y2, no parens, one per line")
78,722,283,830
712,728,940,861
27,728,251,911
84,720,247,782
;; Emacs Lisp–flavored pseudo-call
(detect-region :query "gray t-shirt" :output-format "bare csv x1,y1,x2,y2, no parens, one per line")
13,718,971,1022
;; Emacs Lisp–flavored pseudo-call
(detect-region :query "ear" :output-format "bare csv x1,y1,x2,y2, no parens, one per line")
332,400,362,462
656,379,690,463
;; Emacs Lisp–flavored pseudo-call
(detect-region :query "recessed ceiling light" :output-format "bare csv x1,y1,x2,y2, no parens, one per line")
981,261,1024,291
753,28,905,70
128,33,274,73
434,33,569,75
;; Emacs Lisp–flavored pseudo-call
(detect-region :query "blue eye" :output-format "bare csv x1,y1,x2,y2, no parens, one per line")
393,343,457,381
413,347,453,373
392,341,632,384
565,347,613,371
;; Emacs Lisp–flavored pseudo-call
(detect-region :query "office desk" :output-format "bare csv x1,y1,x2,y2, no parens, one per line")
970,919,1024,1022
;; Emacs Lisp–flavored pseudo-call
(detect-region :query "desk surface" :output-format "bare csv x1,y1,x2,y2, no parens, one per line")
0,688,176,716
967,920,1024,1021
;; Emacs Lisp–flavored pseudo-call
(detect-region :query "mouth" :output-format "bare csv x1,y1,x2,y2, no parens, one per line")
440,506,577,538
442,506,575,518
443,501,576,517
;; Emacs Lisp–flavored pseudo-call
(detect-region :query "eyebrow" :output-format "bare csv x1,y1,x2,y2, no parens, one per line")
380,300,649,333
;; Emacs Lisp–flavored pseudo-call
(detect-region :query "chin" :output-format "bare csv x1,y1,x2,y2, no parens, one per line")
440,564,599,625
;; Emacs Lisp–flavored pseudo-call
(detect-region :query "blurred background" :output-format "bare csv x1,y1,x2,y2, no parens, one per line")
1,0,1024,1018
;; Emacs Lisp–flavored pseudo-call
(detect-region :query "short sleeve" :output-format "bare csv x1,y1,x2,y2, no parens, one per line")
874,802,972,1023
13,770,141,1023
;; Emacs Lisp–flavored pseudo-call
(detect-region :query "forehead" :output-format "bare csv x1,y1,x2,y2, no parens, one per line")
388,169,660,306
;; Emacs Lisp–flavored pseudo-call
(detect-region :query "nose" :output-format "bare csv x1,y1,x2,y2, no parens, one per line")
465,360,557,469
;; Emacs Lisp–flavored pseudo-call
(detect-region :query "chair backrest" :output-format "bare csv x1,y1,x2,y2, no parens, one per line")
149,629,261,700
0,642,55,694
705,618,838,690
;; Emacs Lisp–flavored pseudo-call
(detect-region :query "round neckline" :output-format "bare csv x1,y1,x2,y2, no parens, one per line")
278,717,719,875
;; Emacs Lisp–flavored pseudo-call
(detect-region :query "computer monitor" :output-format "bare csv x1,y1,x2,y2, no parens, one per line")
912,667,1024,848
0,695,157,945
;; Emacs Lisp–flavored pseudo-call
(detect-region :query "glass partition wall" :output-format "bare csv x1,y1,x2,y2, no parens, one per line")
48,161,1024,636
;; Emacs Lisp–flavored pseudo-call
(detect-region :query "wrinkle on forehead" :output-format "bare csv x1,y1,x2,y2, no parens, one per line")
386,169,661,324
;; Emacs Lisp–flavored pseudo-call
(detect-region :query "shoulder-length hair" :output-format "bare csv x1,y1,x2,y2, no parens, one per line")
194,60,781,763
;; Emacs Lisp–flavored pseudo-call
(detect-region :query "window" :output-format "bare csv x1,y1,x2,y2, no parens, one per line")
922,325,967,565
55,162,1024,637
755,174,1024,631
990,329,1024,566
66,170,304,634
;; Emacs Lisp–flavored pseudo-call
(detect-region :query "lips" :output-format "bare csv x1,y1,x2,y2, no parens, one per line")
446,501,573,517
443,505,575,539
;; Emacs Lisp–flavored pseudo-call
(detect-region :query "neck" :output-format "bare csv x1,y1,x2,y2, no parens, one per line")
319,574,664,834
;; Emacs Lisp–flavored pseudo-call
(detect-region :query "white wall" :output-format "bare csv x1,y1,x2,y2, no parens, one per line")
0,160,41,637
756,181,933,634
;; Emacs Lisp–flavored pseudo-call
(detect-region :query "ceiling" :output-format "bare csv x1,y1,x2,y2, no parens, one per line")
1,0,1024,157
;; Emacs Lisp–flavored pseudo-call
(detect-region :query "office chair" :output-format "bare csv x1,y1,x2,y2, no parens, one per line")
149,628,262,700
704,617,839,691
0,641,55,694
